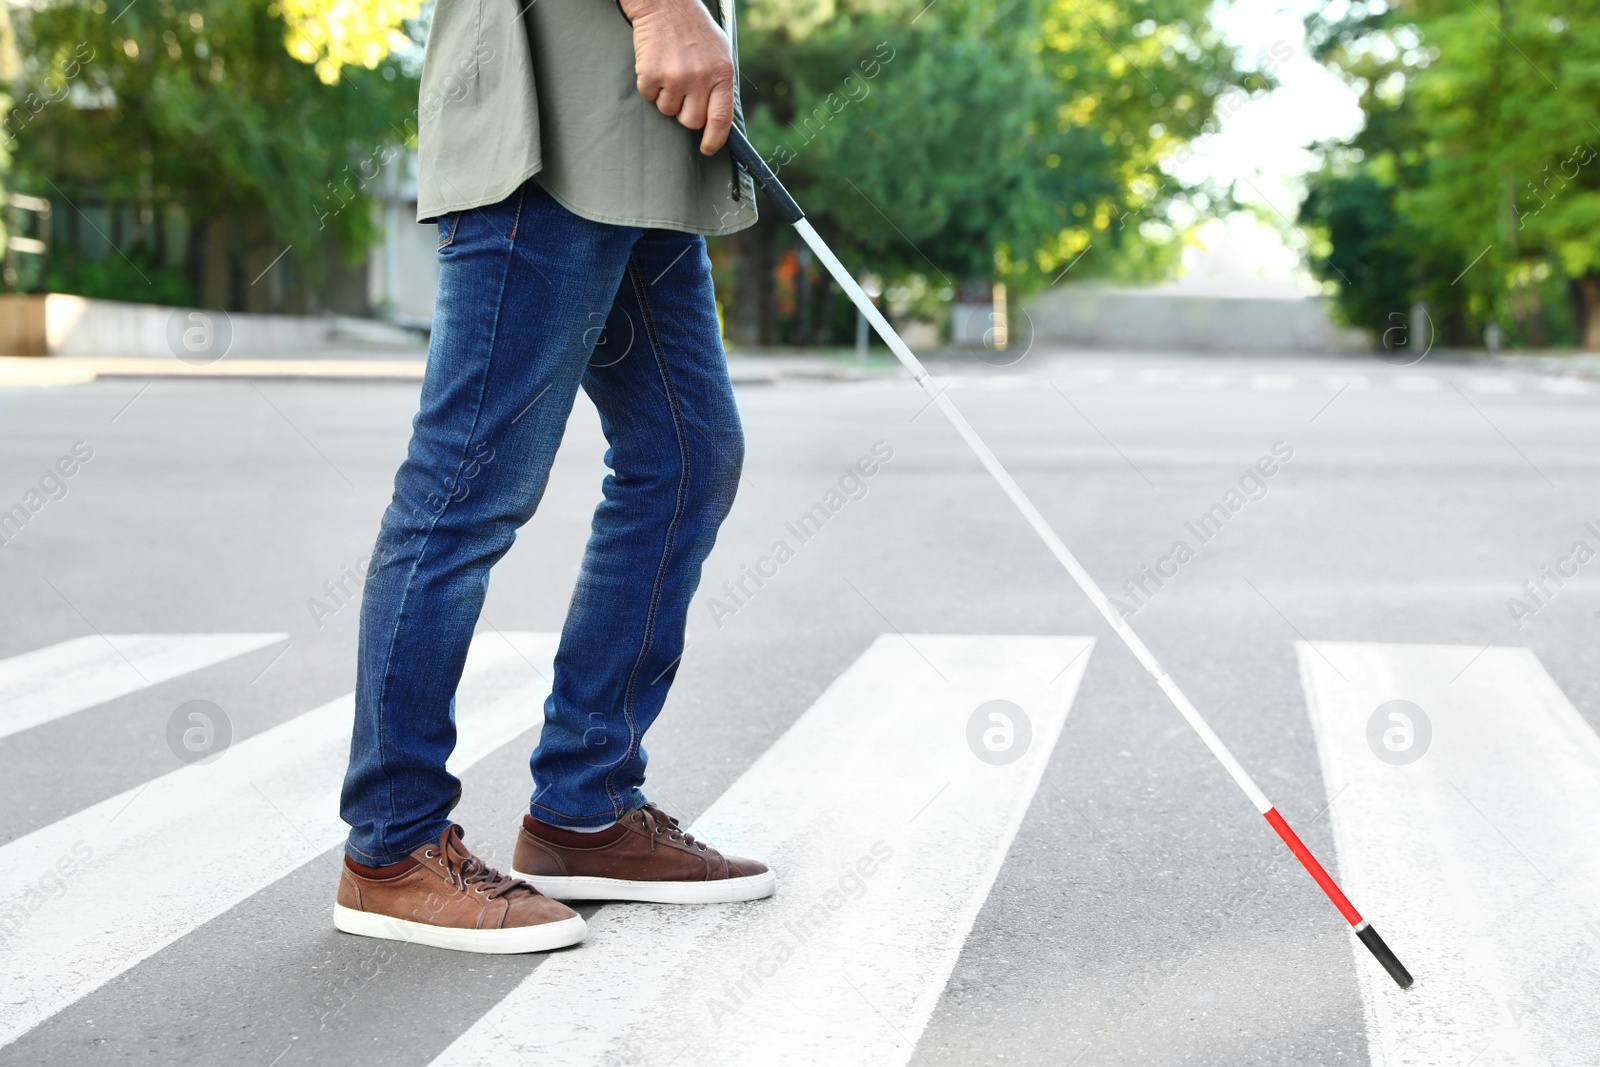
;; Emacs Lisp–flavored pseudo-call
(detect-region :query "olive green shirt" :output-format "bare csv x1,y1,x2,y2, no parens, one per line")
414,0,757,236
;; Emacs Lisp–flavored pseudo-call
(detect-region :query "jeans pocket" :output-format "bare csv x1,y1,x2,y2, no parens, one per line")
437,212,462,250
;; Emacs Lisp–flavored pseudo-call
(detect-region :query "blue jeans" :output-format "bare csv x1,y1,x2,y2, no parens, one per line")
341,179,743,865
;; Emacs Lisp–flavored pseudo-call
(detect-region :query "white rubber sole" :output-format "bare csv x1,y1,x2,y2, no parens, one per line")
512,868,777,904
333,904,587,953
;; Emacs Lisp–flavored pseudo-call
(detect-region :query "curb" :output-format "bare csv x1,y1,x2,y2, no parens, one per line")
0,356,427,386
1,354,911,387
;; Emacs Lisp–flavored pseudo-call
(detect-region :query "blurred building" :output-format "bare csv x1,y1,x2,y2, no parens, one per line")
40,148,438,328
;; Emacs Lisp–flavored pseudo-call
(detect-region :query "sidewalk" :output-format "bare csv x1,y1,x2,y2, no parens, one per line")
1494,351,1600,380
16,340,1597,390
0,347,913,387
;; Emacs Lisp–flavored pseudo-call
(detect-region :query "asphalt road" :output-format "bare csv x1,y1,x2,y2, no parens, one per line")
1,347,1596,1066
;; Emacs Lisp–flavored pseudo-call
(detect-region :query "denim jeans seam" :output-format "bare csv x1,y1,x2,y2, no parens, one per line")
528,797,643,823
344,840,388,863
600,254,695,811
346,825,444,866
366,187,525,856
530,774,643,823
437,212,461,249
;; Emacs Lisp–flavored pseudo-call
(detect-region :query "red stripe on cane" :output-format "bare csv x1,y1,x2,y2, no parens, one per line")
1263,808,1363,927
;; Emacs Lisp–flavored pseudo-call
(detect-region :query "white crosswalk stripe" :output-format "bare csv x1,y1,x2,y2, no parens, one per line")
919,371,1596,400
1053,368,1116,387
1537,377,1597,395
0,633,286,741
8,629,1600,1063
1296,642,1600,1067
0,631,557,1050
432,634,1094,1067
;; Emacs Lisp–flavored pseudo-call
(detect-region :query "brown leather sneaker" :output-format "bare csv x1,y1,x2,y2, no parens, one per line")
511,803,776,904
334,825,586,953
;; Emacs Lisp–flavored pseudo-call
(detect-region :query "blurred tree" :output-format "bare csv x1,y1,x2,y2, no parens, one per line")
1304,0,1600,348
727,0,1245,344
7,0,418,310
281,0,422,84
1297,6,1446,345
0,2,20,275
1300,169,1405,341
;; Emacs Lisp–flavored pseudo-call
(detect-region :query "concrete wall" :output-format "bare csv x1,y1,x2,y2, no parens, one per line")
0,294,421,358
1023,286,1370,353
370,207,441,327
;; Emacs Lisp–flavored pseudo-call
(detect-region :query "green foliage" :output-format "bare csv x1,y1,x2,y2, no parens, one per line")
1303,0,1600,347
45,248,197,305
0,2,20,259
7,0,419,303
737,0,1244,294
1300,169,1409,335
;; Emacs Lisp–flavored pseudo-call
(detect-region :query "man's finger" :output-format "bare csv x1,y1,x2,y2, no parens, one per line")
700,83,733,155
677,89,710,134
655,86,685,117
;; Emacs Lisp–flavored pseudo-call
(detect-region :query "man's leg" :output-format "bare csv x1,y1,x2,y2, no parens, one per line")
527,229,744,826
340,181,639,866
511,229,772,904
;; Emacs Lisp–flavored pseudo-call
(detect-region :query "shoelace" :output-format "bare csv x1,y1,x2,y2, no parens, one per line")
637,803,710,853
424,825,530,900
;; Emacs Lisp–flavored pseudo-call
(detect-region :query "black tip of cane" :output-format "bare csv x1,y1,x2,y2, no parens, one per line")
1356,923,1413,989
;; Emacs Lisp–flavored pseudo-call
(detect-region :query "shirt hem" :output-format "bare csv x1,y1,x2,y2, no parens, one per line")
417,163,761,237
533,175,760,237
415,159,545,224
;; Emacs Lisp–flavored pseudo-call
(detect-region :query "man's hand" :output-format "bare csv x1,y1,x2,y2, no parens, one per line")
619,0,735,155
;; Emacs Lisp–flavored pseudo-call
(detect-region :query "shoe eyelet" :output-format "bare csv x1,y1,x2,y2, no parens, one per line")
424,850,436,859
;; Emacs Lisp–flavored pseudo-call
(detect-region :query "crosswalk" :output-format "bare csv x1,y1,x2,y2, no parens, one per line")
0,630,1597,1063
434,634,1093,1066
0,631,556,1048
915,370,1599,396
0,633,285,740
1297,643,1600,1067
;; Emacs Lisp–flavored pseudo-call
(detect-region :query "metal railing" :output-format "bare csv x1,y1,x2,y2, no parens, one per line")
5,194,52,292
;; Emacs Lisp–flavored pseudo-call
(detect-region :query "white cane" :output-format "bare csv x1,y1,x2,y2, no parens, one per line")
725,125,1413,991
